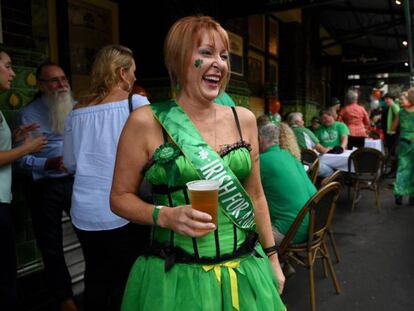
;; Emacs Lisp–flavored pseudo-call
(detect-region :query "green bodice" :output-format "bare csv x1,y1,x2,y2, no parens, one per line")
399,109,414,140
145,143,252,257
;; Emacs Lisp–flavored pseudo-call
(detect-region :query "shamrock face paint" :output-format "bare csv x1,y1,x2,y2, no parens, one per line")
194,59,203,68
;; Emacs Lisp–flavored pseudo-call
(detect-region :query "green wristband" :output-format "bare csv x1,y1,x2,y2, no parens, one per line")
152,205,163,226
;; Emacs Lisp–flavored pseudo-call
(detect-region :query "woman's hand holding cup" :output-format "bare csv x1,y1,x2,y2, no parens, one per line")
157,204,216,237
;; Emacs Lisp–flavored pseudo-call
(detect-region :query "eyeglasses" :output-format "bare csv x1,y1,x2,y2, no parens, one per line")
38,76,68,84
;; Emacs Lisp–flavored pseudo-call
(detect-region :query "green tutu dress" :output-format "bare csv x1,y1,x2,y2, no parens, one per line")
394,109,414,197
121,116,286,310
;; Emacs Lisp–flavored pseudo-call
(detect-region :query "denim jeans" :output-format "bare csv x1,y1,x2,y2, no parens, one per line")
318,162,334,177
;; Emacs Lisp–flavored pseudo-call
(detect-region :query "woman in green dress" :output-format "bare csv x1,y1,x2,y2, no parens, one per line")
110,16,286,310
392,89,414,205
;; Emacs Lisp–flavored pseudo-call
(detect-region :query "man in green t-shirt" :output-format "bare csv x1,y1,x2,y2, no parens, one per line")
287,112,334,177
258,123,317,244
287,112,331,153
315,109,350,150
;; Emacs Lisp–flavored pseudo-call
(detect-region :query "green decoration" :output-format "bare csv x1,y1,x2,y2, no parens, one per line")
194,59,203,68
153,143,181,164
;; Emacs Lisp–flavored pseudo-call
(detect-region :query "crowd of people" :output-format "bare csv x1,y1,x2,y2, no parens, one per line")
0,13,414,311
281,87,414,207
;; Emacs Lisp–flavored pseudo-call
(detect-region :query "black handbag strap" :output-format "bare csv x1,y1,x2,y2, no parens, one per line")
128,93,133,113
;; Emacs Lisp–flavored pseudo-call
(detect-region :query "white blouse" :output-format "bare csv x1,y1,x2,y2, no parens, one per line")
63,95,149,230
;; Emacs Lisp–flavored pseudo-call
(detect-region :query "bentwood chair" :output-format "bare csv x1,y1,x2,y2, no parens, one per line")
307,158,320,185
320,170,343,188
279,182,341,311
301,149,320,185
347,147,384,213
319,170,343,263
301,148,319,165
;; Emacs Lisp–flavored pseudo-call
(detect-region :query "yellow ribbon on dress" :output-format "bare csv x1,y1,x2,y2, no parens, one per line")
202,261,240,310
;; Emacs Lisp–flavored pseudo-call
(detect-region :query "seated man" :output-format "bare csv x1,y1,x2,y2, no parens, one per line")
315,109,350,152
287,112,331,153
287,112,333,177
259,123,317,244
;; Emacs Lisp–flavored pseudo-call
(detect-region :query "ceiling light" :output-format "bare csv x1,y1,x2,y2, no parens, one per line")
347,74,360,80
404,62,409,67
395,0,402,5
402,40,408,47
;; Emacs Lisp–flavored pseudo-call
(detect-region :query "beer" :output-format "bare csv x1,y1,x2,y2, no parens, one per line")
186,180,220,227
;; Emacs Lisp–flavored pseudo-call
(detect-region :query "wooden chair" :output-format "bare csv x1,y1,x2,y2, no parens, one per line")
347,147,384,212
319,170,343,263
301,149,319,185
279,182,341,311
320,170,343,188
307,158,320,185
301,148,318,165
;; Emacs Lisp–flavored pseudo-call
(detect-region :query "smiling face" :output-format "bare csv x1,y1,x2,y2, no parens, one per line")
0,52,16,91
182,30,229,102
38,65,70,98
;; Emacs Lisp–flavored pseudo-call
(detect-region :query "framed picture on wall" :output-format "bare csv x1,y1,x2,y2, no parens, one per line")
268,19,279,56
248,15,265,51
268,59,278,84
227,31,244,76
248,50,264,85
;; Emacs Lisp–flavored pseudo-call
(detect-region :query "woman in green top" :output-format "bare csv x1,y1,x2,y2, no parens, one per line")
110,16,286,311
392,90,414,205
0,48,46,310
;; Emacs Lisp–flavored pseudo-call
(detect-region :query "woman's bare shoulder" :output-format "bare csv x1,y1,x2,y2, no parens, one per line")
123,105,164,151
233,106,256,125
124,106,162,142
215,104,255,120
129,105,156,126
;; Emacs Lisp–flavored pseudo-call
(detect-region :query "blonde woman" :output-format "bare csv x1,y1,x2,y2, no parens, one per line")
279,122,301,161
63,45,150,310
110,16,286,311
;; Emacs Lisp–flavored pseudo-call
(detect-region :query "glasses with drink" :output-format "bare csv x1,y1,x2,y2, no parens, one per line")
186,180,220,230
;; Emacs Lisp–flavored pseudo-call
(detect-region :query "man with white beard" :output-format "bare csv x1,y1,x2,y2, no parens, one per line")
16,62,77,311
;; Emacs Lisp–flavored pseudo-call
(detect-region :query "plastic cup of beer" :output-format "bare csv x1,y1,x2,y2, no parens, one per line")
186,180,220,229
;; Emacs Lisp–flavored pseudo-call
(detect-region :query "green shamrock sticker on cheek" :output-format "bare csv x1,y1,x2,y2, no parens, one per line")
194,59,203,68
